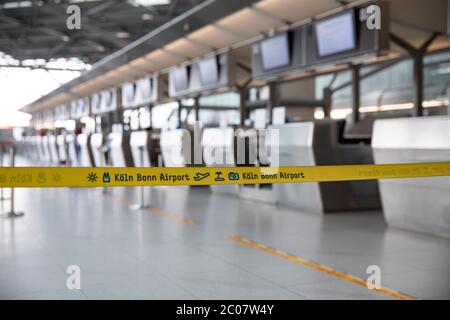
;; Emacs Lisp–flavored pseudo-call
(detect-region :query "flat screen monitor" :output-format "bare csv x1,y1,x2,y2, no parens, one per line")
260,33,290,70
103,90,113,107
123,83,136,103
198,56,220,86
79,99,87,115
314,10,356,58
138,76,153,100
172,66,189,92
92,94,101,111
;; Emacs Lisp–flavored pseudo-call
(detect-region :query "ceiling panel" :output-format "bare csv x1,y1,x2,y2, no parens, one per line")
216,7,285,38
164,38,211,59
103,70,133,84
115,65,144,77
0,0,209,64
390,0,447,34
71,83,90,95
129,57,158,72
145,49,184,68
255,0,345,22
188,25,245,49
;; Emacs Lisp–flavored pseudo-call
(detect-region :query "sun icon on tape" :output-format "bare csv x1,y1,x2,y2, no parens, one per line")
51,173,62,183
87,172,98,183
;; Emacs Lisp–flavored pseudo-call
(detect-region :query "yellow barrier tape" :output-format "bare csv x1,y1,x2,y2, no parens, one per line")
0,162,449,188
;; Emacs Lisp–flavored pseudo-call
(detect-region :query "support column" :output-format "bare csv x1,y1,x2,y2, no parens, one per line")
239,88,249,127
267,83,277,126
412,54,424,117
323,87,332,118
351,64,361,123
447,88,450,115
194,96,200,121
177,100,182,128
390,32,438,117
114,109,123,127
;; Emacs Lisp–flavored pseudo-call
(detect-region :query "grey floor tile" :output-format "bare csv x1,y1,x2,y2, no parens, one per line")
381,270,450,299
0,265,67,295
81,273,198,300
244,262,336,287
170,268,306,300
290,278,395,300
12,289,87,300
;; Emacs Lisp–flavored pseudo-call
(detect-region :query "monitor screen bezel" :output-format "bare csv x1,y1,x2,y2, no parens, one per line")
124,82,136,103
92,93,101,111
172,66,190,92
198,55,220,87
259,32,291,71
313,9,357,59
138,76,153,100
103,90,114,107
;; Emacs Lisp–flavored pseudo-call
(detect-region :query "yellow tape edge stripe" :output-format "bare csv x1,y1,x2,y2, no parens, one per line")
228,235,416,301
0,162,449,188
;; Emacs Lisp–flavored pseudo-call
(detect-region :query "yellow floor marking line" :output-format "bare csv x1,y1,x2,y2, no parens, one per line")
117,195,135,205
1,162,450,188
117,194,196,225
146,207,196,225
228,235,416,300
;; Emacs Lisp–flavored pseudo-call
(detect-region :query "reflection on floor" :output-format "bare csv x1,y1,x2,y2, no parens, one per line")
0,183,449,300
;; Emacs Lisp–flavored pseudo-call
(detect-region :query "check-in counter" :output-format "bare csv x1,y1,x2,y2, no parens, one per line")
34,136,42,161
235,128,276,204
160,128,202,167
32,136,41,161
21,136,29,159
269,121,380,213
20,138,26,158
108,132,134,167
202,128,239,195
23,136,32,160
48,134,59,165
130,130,161,167
56,134,67,164
39,135,52,164
160,129,187,167
76,133,93,167
27,136,39,161
36,136,44,163
66,134,78,166
372,116,450,239
90,133,105,167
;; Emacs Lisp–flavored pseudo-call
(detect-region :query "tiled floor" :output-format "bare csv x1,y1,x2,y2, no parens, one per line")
0,180,449,300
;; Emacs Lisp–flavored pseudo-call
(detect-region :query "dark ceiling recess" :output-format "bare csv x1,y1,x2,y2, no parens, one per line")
0,0,206,64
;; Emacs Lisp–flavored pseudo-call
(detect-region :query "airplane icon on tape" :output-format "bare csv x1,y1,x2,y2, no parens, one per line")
193,172,210,181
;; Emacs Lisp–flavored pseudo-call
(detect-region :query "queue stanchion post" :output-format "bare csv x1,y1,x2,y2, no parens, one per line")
2,145,24,218
99,144,111,195
130,146,150,210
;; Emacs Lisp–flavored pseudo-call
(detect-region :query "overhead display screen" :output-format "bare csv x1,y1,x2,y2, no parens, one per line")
138,76,153,100
78,99,87,114
123,83,136,103
260,33,290,70
198,56,220,86
171,66,189,92
72,98,88,117
103,90,113,107
314,10,356,58
92,94,101,111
